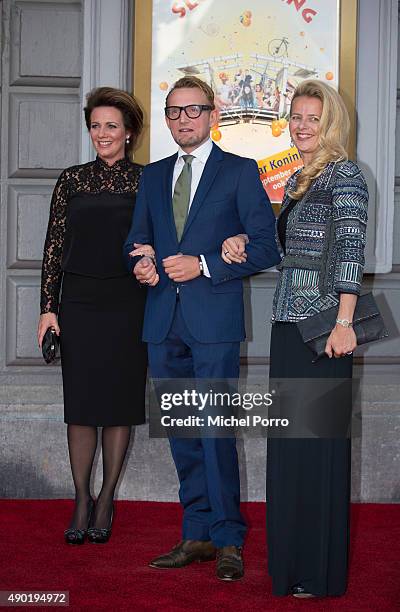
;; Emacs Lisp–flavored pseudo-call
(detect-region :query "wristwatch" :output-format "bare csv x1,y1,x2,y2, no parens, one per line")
197,255,204,276
336,318,353,328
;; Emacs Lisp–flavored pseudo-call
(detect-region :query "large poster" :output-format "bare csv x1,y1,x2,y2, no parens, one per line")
150,0,340,204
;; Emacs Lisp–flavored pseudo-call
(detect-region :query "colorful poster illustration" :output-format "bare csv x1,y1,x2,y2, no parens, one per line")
150,0,340,204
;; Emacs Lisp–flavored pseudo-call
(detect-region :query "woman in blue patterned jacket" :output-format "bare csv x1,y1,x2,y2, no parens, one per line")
222,80,368,598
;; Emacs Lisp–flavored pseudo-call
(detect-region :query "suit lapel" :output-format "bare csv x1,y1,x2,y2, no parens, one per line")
181,144,223,240
278,171,299,219
162,153,179,244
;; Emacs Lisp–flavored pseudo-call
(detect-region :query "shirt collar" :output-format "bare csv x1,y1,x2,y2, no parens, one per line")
177,138,213,164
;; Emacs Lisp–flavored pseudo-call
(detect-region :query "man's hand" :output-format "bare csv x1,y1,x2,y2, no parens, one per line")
134,256,159,286
163,254,201,282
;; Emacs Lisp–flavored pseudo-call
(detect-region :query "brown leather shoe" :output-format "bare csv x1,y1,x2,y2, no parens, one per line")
216,545,244,581
149,540,217,569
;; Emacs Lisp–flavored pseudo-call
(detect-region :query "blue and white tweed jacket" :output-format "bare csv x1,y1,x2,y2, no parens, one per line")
272,160,369,322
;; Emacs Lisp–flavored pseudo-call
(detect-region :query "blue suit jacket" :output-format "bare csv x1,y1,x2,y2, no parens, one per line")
124,144,281,343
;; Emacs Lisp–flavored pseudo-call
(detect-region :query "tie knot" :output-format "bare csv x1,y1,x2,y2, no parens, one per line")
182,154,194,166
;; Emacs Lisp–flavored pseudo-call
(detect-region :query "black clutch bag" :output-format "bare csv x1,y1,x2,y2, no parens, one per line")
42,328,60,364
296,292,389,362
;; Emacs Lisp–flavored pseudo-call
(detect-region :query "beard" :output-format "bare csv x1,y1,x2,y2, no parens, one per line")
173,131,208,150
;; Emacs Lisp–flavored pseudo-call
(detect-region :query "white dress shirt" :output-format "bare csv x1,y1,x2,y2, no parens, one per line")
172,138,214,277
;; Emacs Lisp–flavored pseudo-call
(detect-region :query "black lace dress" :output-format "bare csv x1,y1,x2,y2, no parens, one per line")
40,157,147,426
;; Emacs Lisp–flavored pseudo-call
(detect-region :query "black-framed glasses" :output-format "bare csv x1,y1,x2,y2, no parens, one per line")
165,104,214,120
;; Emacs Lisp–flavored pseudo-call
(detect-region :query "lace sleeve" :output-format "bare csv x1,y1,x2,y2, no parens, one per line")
40,169,70,314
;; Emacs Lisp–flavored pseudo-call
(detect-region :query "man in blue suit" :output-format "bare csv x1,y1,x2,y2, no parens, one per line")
124,76,280,581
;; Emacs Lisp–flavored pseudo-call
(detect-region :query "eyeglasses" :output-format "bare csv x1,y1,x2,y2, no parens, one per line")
165,104,214,120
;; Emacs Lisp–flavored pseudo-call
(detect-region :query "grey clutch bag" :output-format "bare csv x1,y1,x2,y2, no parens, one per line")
296,292,389,362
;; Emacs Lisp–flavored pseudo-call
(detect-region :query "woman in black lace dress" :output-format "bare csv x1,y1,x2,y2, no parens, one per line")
37,88,155,544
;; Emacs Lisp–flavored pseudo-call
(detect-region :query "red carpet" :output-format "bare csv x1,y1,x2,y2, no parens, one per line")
0,501,399,611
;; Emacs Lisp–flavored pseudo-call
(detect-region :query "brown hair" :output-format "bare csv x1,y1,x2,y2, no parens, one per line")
84,87,143,156
288,80,349,200
166,76,215,107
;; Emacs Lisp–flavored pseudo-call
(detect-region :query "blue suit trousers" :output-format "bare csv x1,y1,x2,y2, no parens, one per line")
148,300,247,547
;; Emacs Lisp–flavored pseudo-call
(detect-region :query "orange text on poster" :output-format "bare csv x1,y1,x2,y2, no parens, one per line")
258,147,303,206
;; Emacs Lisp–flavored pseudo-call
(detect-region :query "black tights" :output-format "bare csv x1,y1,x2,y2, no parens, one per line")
67,424,131,529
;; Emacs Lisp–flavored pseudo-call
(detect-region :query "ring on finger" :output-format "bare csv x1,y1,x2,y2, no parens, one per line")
224,251,230,256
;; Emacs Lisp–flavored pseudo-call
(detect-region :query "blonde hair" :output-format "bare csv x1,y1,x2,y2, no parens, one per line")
288,80,350,200
166,76,215,107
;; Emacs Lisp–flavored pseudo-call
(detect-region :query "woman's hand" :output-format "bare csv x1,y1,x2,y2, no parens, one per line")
325,324,357,359
130,243,159,286
221,234,248,264
37,312,60,348
129,243,155,261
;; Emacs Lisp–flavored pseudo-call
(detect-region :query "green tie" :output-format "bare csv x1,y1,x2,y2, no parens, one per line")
173,154,194,241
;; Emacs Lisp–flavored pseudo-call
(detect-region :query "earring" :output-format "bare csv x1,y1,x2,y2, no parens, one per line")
126,137,130,144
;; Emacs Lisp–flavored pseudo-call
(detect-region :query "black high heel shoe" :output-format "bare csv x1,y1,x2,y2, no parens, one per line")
87,504,114,544
64,498,94,545
291,584,316,599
